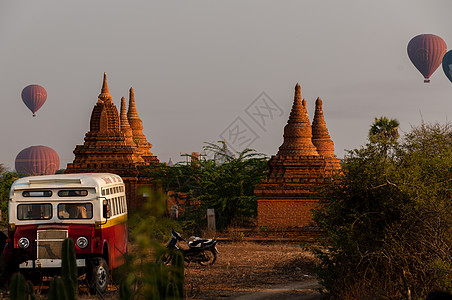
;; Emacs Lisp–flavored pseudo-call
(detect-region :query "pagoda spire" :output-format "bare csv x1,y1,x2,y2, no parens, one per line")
277,83,319,156
127,87,155,158
120,96,132,131
120,96,134,144
127,88,139,121
98,72,112,102
312,97,336,158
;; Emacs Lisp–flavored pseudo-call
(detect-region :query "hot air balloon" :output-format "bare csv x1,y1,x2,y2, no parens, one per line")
442,50,452,84
15,145,60,176
21,85,47,117
407,34,447,83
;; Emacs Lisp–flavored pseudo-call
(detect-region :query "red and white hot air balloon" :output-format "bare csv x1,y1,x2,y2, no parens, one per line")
407,34,447,83
21,85,47,117
15,145,60,176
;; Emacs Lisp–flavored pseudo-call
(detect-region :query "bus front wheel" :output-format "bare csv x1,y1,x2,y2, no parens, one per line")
89,258,109,294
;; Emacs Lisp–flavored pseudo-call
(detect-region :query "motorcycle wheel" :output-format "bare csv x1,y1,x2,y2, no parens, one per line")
198,249,217,266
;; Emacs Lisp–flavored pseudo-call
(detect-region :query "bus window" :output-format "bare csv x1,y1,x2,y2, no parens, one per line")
22,191,52,197
58,190,88,197
58,203,93,219
109,199,114,216
122,196,127,213
18,204,52,220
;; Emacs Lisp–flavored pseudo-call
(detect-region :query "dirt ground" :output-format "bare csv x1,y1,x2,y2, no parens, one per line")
0,241,325,299
183,242,325,299
88,241,325,299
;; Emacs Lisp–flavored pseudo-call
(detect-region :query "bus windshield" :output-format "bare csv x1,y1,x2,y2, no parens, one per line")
58,203,93,219
18,204,52,220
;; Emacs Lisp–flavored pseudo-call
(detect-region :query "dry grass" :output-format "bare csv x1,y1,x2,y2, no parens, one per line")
184,242,319,299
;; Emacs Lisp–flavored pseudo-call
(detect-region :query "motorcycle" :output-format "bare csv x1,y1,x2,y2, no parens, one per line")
162,229,219,266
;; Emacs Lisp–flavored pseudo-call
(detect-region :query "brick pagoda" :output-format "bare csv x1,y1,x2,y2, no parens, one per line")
65,73,159,209
254,83,341,228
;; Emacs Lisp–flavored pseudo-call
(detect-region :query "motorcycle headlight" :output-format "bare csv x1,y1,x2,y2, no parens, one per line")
18,237,30,249
76,236,89,249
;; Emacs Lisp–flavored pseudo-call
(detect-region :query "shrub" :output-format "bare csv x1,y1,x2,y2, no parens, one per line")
313,122,452,299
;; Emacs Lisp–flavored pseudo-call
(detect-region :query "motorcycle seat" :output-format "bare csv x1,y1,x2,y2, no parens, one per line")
188,239,215,248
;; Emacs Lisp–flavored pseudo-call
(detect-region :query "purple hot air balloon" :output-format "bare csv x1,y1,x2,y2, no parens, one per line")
21,85,47,117
15,145,60,176
407,34,447,83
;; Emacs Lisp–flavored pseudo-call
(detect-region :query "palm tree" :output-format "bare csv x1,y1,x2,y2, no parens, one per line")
369,116,400,142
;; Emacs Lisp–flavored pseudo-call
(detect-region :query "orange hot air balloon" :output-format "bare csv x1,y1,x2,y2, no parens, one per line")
21,85,47,116
407,34,447,83
15,145,60,176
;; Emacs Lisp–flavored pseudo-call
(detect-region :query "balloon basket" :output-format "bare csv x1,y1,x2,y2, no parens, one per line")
424,79,430,83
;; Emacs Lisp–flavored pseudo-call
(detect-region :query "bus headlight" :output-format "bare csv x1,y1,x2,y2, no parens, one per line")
18,237,30,249
76,236,89,249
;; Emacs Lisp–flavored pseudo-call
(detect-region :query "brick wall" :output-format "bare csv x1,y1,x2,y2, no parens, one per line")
257,199,319,227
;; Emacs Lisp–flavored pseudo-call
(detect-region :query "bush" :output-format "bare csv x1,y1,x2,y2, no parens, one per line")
313,122,452,299
145,142,268,230
119,192,184,299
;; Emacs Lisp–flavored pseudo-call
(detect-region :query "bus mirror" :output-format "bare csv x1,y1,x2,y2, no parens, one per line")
103,201,110,219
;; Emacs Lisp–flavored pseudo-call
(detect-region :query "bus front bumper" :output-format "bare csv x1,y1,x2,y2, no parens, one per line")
19,259,86,269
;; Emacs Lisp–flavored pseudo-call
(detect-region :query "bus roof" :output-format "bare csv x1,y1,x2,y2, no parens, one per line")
10,173,124,195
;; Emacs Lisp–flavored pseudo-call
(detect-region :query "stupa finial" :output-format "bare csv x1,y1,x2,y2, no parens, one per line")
98,72,112,102
295,83,301,100
120,96,134,143
128,87,138,117
120,97,131,129
278,85,318,156
312,97,336,158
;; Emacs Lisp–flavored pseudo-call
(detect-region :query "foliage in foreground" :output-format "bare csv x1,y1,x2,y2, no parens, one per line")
313,121,452,299
119,192,184,299
145,142,269,231
10,238,77,300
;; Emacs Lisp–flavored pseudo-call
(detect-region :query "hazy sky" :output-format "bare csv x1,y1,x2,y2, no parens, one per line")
1,1,451,170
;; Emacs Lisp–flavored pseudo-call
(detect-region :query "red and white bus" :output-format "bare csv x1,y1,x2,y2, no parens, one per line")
3,173,128,292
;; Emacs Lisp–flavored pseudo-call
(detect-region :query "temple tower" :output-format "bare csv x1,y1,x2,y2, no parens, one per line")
120,96,135,146
278,84,319,156
312,97,341,171
66,73,159,209
255,83,341,228
127,88,159,164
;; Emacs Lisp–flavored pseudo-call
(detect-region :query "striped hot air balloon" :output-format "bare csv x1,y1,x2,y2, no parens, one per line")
407,34,447,83
15,146,60,176
21,85,47,117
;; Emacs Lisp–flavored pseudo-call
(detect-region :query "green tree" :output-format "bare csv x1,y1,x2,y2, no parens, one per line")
369,116,400,142
145,142,269,230
0,166,19,223
313,121,452,299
